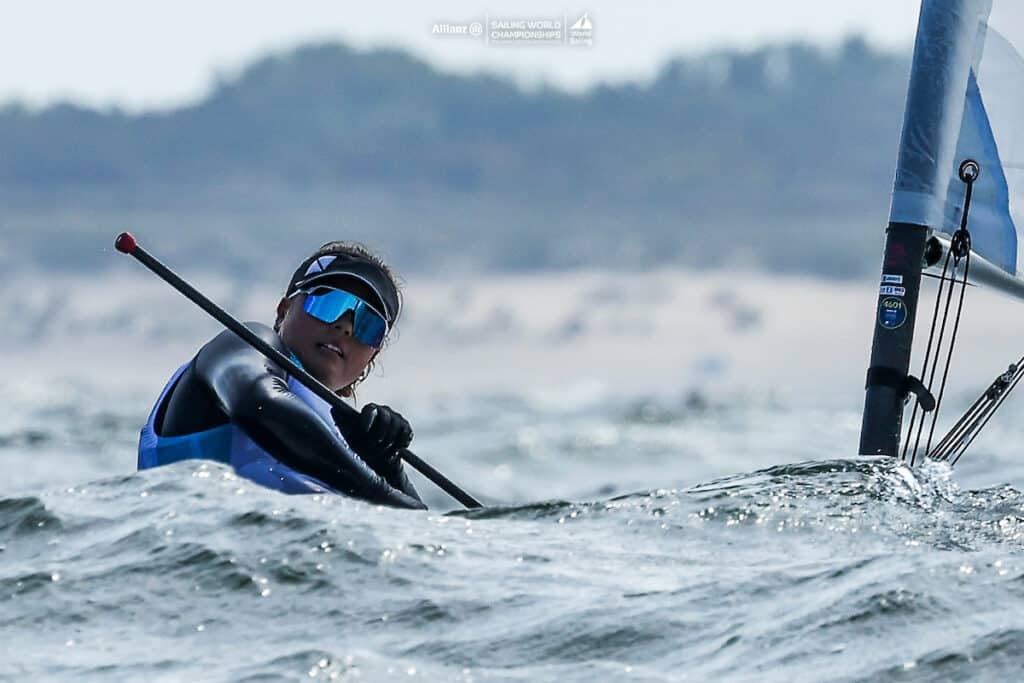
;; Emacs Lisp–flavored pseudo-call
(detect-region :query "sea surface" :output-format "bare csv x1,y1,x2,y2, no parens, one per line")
6,269,1024,681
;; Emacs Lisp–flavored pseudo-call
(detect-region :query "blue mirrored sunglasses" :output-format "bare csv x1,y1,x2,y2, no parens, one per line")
296,287,389,348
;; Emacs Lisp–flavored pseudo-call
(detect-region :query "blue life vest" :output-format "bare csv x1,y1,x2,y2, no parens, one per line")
138,361,343,494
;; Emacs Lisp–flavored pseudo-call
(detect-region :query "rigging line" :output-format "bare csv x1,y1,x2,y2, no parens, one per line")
950,370,1024,462
903,248,953,463
941,411,987,462
925,249,971,455
923,160,979,461
931,359,1024,461
910,250,960,465
926,163,979,457
921,271,976,286
929,390,989,460
932,389,993,460
934,392,994,461
950,363,1024,466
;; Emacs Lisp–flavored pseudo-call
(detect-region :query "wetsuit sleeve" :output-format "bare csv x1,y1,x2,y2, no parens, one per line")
193,323,426,509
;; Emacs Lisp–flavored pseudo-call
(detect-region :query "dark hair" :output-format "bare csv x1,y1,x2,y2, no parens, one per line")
279,241,403,398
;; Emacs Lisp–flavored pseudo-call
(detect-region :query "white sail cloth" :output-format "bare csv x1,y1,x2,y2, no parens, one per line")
890,0,1023,277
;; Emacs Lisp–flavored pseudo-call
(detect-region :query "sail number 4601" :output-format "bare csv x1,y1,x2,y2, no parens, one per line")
878,296,907,330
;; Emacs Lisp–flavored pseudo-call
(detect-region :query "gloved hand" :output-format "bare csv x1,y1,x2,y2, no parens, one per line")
331,403,413,474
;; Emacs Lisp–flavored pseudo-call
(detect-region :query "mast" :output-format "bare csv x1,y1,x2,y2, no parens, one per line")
860,0,983,455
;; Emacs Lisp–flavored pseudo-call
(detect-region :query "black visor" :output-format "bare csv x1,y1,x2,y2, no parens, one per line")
287,252,400,323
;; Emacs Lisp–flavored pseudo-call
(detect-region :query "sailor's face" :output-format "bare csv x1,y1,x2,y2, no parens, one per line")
276,282,379,392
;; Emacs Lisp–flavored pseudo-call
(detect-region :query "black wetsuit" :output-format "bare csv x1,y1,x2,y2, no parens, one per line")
157,323,424,509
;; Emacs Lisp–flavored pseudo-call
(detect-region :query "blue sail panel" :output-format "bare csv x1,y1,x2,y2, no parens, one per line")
942,71,1017,273
890,0,1024,283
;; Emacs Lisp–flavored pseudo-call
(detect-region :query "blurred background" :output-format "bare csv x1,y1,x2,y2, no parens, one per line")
9,0,1024,498
1,1,919,275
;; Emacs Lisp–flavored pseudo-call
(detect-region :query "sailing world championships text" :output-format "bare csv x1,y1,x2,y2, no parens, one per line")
490,19,563,43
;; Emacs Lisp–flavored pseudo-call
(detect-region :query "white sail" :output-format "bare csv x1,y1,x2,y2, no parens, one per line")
890,0,1024,287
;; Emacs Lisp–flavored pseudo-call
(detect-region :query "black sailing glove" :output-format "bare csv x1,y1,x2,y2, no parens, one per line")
331,403,413,476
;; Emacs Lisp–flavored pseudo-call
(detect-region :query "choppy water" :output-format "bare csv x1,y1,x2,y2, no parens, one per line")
7,270,1024,680
7,388,1024,682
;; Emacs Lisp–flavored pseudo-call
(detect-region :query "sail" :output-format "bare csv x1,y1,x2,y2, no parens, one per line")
890,0,1024,279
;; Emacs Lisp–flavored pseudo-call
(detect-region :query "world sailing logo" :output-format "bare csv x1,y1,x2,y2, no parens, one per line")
569,12,593,46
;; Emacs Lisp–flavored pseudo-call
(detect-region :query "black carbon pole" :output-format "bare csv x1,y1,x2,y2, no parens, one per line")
860,0,972,456
860,223,928,455
115,231,482,509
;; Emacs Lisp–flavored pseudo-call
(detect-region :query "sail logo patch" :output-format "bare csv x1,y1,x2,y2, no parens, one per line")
879,285,906,296
878,297,907,329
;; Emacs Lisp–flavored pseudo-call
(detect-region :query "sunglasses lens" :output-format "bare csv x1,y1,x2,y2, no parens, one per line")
352,312,387,348
302,290,356,323
302,290,388,347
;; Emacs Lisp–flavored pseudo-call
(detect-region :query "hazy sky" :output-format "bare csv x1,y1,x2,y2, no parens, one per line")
1,1,921,111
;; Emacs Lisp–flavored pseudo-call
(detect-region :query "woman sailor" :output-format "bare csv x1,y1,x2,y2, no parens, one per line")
137,242,423,509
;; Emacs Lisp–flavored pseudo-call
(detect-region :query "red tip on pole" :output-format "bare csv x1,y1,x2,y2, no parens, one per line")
114,232,137,253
